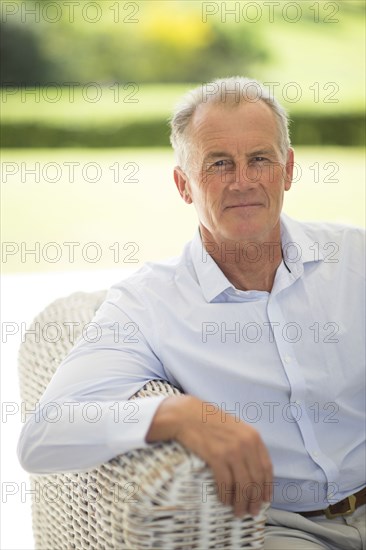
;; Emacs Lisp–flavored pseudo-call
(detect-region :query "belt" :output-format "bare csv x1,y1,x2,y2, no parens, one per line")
298,487,366,519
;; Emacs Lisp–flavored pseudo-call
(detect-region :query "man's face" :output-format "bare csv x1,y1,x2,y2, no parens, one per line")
175,100,293,244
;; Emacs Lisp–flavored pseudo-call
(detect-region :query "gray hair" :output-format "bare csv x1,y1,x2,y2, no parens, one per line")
169,76,291,172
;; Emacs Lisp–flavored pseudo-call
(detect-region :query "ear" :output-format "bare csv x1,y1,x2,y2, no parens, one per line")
174,166,193,204
284,148,294,191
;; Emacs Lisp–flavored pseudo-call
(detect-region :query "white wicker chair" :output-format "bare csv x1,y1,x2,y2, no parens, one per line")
18,290,268,549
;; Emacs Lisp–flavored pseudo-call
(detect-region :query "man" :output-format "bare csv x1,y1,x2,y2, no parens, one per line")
18,77,365,549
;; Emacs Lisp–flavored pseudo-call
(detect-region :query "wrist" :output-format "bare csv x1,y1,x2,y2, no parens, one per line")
145,395,191,443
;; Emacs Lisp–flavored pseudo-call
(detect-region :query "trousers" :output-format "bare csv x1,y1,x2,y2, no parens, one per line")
264,505,366,549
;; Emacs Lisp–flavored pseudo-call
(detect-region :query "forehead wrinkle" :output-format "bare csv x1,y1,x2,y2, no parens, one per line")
246,147,278,157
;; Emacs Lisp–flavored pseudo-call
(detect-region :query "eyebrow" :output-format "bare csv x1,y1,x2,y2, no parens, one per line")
203,152,232,163
246,148,277,157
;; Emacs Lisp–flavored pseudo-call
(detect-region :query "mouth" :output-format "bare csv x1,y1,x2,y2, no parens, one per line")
225,203,263,209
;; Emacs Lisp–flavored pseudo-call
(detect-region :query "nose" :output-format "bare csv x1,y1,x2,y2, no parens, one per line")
227,161,260,191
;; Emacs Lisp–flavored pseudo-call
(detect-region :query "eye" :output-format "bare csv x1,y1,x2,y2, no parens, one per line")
211,159,235,170
253,156,267,163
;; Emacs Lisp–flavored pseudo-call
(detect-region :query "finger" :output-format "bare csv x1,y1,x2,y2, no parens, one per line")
262,460,273,504
257,439,273,504
239,448,266,515
229,461,251,518
209,461,235,509
245,441,273,516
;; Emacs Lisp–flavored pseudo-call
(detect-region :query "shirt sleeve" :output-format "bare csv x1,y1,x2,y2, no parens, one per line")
17,284,169,474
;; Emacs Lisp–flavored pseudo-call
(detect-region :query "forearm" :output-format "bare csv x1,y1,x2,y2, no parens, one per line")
18,395,166,474
17,299,170,474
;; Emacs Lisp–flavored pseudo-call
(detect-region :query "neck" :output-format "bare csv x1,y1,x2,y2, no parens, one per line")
201,232,283,293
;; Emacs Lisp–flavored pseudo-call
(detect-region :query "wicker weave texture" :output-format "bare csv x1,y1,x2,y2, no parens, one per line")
18,291,267,549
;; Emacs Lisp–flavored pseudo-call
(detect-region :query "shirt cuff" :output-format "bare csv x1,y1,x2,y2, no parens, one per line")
107,395,169,454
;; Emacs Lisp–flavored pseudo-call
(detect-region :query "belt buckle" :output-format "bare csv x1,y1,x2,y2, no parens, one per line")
324,494,357,519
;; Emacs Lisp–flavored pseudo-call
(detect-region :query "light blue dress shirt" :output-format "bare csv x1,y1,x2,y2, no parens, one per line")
18,214,366,512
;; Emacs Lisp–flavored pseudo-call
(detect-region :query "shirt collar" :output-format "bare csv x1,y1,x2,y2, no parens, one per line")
190,227,235,302
190,214,323,303
280,213,324,273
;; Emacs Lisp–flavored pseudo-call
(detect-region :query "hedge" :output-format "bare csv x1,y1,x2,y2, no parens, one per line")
1,114,364,148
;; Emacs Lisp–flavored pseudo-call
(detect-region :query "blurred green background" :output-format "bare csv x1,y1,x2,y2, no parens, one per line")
1,0,365,273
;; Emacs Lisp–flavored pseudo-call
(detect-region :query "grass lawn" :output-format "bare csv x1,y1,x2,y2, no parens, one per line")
2,147,364,273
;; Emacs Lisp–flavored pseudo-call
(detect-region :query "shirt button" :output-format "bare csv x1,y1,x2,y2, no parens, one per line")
284,355,292,363
313,451,319,457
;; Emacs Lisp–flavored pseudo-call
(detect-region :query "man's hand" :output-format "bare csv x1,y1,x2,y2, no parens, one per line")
146,395,273,518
